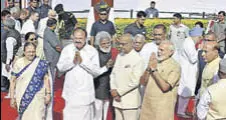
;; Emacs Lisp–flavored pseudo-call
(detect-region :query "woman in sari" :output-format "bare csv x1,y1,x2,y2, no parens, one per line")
9,42,51,120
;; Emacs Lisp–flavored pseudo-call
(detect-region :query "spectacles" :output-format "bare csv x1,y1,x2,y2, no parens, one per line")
153,33,163,36
203,39,215,41
100,13,107,15
118,42,129,46
30,38,37,41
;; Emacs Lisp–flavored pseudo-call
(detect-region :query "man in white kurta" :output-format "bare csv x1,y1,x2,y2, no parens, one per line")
110,34,144,120
21,11,39,35
168,13,189,63
37,10,57,38
57,28,110,120
177,27,203,117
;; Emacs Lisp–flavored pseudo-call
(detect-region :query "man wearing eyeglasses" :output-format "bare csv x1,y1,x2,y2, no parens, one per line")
110,34,144,120
90,6,116,47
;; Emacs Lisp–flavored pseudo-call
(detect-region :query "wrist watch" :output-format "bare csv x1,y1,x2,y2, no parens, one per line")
149,68,158,73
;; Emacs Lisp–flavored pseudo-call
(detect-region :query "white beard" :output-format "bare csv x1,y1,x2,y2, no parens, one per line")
100,46,111,53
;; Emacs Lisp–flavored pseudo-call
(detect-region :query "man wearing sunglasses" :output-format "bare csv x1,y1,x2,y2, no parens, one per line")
90,5,116,47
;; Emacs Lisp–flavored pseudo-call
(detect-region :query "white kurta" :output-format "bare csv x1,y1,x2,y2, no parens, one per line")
37,17,48,37
57,43,108,119
57,43,107,105
21,19,36,35
139,42,158,68
178,37,198,97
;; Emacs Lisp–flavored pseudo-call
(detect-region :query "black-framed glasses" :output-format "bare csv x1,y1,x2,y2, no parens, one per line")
99,13,107,15
153,33,163,36
203,38,215,41
30,38,37,41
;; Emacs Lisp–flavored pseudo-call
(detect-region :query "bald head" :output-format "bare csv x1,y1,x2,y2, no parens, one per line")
48,10,57,18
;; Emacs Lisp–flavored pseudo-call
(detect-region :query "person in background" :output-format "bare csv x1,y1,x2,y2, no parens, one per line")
54,4,77,47
197,58,226,120
90,3,116,47
39,0,52,19
124,11,147,37
211,11,226,54
177,27,203,118
4,0,14,11
168,13,189,63
145,1,159,18
21,11,39,35
10,7,21,32
37,10,57,38
1,18,21,92
19,8,29,26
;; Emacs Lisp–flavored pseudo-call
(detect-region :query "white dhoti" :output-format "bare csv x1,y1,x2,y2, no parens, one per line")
63,102,94,120
115,108,139,120
94,99,109,120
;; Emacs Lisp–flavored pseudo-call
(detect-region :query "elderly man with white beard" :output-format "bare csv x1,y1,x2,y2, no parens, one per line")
93,31,118,120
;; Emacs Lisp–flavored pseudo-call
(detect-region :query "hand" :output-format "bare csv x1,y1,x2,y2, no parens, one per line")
106,59,114,68
45,94,51,105
10,98,17,109
110,89,119,98
148,53,158,70
5,64,10,72
73,51,82,64
55,45,62,52
140,71,149,86
114,96,121,102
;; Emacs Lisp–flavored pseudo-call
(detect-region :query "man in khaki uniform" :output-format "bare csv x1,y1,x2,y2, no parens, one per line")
199,39,221,97
110,34,144,120
197,58,226,120
140,40,181,120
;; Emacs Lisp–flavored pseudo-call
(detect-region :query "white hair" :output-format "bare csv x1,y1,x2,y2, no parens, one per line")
134,34,145,42
10,7,20,14
161,40,175,51
95,31,112,46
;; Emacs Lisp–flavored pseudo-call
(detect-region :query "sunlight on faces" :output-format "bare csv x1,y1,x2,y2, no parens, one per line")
99,39,111,53
157,41,174,61
73,30,86,50
24,44,36,61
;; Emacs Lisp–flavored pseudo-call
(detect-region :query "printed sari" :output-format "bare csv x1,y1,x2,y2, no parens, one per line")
11,57,49,120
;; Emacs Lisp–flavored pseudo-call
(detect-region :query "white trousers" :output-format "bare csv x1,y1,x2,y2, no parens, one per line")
177,95,190,115
115,108,139,120
94,99,109,120
63,102,94,120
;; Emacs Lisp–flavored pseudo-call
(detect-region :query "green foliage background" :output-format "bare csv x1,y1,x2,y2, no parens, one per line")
77,18,209,40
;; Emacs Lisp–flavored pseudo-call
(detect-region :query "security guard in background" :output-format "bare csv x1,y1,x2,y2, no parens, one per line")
54,4,77,47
